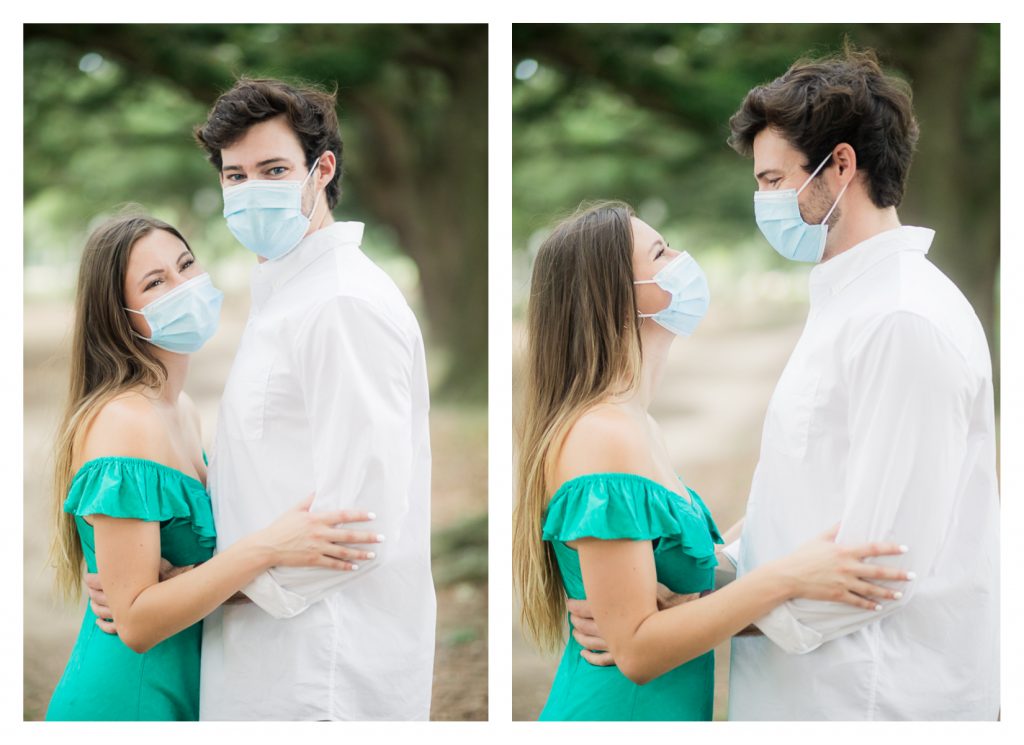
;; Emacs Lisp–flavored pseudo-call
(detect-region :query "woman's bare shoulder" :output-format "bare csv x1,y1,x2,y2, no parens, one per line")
75,391,172,468
553,403,657,489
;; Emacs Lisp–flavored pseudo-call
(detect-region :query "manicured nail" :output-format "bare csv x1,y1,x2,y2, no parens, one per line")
365,552,376,559
893,591,903,600
367,512,377,520
350,564,359,571
906,572,916,581
377,534,386,542
898,545,910,553
874,604,883,611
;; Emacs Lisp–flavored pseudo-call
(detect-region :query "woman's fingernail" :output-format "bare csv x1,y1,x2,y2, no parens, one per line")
365,552,376,559
377,534,386,542
367,512,377,520
906,572,917,581
893,591,903,600
899,545,910,553
874,604,883,611
350,564,359,571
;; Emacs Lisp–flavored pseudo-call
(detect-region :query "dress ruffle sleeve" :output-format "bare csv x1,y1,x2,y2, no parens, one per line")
64,457,216,550
542,473,722,569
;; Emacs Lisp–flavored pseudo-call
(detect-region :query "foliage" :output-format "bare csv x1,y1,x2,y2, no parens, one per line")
512,24,1000,393
24,24,488,399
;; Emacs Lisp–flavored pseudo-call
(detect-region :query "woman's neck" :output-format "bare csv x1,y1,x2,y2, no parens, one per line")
151,347,189,405
614,322,673,412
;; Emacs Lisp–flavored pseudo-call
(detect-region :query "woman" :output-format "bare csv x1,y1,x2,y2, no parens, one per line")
46,213,380,720
512,202,909,721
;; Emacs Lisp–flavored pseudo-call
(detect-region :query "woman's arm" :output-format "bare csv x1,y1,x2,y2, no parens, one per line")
721,517,744,545
576,527,907,685
91,493,377,654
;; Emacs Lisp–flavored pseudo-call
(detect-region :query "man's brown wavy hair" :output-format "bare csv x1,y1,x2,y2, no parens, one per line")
728,44,919,209
194,77,344,209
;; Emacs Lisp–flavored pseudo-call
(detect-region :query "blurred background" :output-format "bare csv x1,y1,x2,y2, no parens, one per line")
23,24,487,721
511,23,1000,720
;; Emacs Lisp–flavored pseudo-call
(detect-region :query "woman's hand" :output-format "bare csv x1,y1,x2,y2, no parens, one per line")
242,492,384,571
770,524,912,610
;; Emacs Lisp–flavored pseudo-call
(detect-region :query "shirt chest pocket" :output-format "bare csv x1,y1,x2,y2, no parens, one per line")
764,362,822,460
222,356,274,441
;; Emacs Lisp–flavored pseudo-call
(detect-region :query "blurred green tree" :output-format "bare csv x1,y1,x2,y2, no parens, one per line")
513,23,999,394
24,24,488,400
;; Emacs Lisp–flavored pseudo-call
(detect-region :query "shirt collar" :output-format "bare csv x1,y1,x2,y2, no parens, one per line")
808,225,934,305
250,221,364,308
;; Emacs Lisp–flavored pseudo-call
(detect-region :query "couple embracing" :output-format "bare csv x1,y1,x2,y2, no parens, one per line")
46,78,435,721
513,47,998,721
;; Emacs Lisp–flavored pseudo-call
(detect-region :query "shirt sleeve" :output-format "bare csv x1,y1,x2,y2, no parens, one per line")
755,310,978,653
242,295,415,618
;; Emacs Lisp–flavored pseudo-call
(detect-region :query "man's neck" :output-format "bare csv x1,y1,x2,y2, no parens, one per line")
821,204,902,263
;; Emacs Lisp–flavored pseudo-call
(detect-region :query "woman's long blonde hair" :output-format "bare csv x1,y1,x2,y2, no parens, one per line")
49,212,193,602
513,201,644,651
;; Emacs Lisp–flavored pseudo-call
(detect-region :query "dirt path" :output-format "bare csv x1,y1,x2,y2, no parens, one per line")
511,306,805,721
23,292,487,721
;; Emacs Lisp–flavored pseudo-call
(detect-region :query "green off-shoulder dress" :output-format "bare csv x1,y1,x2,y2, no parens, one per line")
45,456,216,721
539,472,723,721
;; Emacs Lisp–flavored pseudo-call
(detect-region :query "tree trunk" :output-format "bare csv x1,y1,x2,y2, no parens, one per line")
891,25,1000,399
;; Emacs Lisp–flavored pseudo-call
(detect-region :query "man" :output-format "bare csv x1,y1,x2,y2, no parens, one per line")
568,47,999,720
87,78,436,720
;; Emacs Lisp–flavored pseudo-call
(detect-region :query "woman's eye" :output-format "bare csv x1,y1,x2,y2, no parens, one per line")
180,258,195,271
655,248,665,260
145,278,163,291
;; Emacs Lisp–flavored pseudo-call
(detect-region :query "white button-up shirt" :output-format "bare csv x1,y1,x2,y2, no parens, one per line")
199,221,435,721
728,226,999,720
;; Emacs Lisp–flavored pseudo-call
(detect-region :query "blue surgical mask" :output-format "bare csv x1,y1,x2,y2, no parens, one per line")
633,251,710,336
222,157,322,260
753,150,850,263
125,273,223,354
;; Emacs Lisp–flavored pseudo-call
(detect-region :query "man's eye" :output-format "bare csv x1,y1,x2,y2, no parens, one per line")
769,178,782,187
225,174,244,182
268,166,287,176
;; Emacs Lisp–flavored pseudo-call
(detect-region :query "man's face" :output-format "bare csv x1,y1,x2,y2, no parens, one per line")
219,116,318,214
752,128,838,228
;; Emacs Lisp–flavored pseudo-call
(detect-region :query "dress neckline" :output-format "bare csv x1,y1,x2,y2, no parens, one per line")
72,455,207,490
551,471,695,508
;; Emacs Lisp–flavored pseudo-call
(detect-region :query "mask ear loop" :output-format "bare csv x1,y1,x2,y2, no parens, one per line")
820,179,851,226
122,307,153,343
633,277,661,319
301,155,324,224
796,151,835,196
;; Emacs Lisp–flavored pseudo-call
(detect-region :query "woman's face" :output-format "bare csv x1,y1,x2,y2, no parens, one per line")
123,229,204,339
630,216,680,319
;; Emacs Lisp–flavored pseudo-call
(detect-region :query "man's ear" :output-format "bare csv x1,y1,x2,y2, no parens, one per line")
316,151,337,187
833,142,857,178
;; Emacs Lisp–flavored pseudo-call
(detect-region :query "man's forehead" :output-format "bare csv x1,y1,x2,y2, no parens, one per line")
753,128,801,173
220,117,304,167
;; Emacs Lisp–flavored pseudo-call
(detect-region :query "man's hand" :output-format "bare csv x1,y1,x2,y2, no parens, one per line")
566,584,700,666
85,559,194,634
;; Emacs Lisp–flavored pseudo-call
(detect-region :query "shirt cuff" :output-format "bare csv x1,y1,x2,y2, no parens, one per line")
242,571,310,619
753,602,825,655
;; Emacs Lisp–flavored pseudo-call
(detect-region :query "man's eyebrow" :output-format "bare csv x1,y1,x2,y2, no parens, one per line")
221,158,293,172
